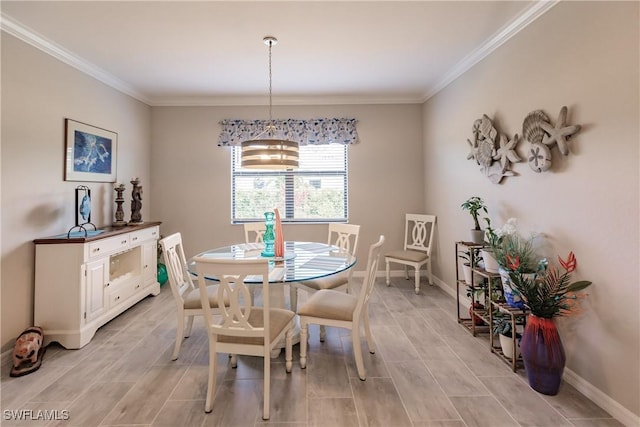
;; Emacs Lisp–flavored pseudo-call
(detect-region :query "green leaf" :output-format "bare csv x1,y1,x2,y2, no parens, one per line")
566,280,592,293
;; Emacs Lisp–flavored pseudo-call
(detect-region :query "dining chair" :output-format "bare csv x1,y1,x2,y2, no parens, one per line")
244,222,266,244
194,256,295,420
384,214,436,294
159,232,229,361
298,235,384,380
289,223,360,339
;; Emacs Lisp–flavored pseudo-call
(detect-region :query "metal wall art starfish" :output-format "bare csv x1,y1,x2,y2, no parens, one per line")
540,106,581,156
494,133,521,170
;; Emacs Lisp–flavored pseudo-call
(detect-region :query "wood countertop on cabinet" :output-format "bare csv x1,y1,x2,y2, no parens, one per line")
34,221,162,244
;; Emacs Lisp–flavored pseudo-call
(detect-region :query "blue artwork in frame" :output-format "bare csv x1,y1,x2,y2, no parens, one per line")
65,119,117,182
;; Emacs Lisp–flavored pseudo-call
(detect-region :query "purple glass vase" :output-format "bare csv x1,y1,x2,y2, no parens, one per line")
520,314,566,395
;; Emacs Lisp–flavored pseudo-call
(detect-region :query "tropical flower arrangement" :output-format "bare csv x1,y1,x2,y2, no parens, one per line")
506,252,592,318
485,218,539,273
506,251,593,395
483,216,594,395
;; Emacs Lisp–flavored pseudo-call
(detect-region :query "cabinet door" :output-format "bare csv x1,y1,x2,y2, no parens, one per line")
85,258,108,322
142,240,157,286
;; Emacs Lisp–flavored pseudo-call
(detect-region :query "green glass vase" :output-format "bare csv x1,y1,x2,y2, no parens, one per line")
261,211,275,257
157,262,168,286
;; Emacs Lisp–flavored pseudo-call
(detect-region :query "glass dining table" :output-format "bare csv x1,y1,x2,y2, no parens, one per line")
188,240,356,284
188,241,356,357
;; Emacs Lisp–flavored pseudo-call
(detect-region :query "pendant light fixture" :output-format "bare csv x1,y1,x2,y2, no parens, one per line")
241,36,299,169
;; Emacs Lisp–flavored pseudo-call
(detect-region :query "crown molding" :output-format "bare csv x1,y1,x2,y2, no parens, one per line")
422,0,560,102
150,94,424,107
2,2,558,107
0,12,152,105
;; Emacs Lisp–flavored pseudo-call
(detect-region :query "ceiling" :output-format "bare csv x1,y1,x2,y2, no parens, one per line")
1,1,557,106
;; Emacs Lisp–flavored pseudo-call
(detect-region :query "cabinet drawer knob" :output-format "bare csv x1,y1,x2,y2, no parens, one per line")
121,240,127,244
105,283,110,288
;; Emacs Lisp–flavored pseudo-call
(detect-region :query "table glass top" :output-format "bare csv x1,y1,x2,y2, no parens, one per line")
189,241,356,283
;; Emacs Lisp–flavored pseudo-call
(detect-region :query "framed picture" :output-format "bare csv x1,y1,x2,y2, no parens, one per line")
65,119,117,182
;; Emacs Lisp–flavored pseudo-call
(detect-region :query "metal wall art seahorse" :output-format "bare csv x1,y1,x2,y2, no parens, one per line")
466,114,521,184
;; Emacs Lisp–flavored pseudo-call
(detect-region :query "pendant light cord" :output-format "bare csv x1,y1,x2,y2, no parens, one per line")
268,39,273,127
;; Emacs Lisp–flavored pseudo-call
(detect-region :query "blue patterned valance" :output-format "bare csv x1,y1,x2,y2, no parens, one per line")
218,118,359,146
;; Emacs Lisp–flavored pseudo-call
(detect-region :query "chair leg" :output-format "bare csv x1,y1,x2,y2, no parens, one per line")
204,340,217,413
285,329,293,373
404,266,409,280
351,323,366,381
363,306,376,354
249,286,255,305
300,321,308,369
319,325,326,342
172,312,184,361
414,268,420,294
385,260,391,286
289,285,298,312
427,259,433,285
185,315,195,337
230,354,238,368
263,351,270,420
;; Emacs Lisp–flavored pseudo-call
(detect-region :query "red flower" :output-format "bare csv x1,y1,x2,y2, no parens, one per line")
558,251,577,273
507,255,520,271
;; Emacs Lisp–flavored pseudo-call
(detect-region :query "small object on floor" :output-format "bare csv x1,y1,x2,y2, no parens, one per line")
10,326,45,377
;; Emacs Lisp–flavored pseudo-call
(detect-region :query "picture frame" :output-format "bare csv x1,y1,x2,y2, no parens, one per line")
65,119,117,182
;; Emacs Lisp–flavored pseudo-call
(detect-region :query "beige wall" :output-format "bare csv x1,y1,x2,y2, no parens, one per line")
1,34,152,352
423,1,639,419
1,0,638,422
150,104,424,268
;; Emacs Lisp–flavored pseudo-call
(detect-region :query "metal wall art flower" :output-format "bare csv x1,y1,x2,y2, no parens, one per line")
466,114,522,184
522,106,581,173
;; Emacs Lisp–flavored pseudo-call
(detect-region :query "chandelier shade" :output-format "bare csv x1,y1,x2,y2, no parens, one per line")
240,36,299,169
241,138,299,169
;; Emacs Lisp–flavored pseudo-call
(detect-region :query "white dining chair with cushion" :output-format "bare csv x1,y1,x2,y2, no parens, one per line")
385,214,436,294
298,235,384,380
243,222,267,304
244,222,266,244
194,256,295,420
289,223,360,340
159,232,229,361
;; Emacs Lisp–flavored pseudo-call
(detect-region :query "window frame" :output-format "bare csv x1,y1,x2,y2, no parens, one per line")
231,144,349,224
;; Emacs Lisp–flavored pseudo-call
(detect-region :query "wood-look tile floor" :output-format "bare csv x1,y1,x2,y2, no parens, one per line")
1,277,623,427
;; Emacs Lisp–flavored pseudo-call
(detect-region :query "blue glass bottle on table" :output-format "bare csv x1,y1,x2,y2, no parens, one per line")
261,211,275,257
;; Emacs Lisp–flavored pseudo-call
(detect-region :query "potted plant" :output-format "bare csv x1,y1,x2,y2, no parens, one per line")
480,218,501,273
461,196,487,244
492,312,522,360
506,251,592,395
484,218,540,308
466,279,488,326
458,249,481,285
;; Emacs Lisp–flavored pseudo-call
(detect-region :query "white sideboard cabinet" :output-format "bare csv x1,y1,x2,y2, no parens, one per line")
34,222,162,349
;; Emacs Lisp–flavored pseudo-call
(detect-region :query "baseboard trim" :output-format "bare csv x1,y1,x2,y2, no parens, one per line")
432,274,639,427
562,368,639,427
1,347,12,367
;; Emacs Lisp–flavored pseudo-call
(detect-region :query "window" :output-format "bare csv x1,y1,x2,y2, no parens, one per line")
232,144,348,223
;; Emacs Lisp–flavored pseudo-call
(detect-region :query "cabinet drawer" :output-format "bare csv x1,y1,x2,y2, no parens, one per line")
130,226,159,245
88,235,129,259
107,282,139,309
